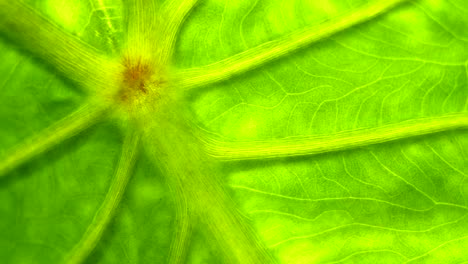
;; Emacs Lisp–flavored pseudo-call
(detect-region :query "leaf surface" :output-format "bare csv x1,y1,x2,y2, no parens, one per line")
0,0,467,263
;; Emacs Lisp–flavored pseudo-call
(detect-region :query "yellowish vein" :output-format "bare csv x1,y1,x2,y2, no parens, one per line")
0,1,122,93
168,190,192,264
64,127,141,264
158,0,199,65
203,113,468,160
0,102,109,178
175,0,411,90
124,0,159,59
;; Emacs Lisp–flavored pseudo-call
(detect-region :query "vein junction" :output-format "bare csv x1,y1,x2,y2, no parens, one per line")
1,0,467,264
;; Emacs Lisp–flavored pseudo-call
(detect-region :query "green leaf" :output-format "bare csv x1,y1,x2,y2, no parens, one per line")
0,0,467,263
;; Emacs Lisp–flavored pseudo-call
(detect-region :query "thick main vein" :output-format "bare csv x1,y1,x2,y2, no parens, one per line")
203,113,468,160
174,0,412,90
140,100,276,264
124,0,159,58
0,101,109,178
158,0,199,65
0,1,122,94
167,187,192,264
64,127,140,264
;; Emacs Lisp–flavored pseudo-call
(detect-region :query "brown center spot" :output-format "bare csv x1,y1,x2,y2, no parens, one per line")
119,56,153,103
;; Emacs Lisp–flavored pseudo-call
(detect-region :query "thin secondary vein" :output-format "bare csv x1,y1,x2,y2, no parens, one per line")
64,127,141,264
174,0,412,90
230,184,441,211
203,113,468,160
403,235,468,263
0,102,109,178
326,250,409,263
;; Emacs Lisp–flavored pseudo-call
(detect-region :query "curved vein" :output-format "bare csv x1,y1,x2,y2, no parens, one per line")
0,1,122,93
174,0,411,90
158,0,199,65
404,235,468,263
203,113,468,160
168,190,192,264
64,128,141,264
0,102,109,178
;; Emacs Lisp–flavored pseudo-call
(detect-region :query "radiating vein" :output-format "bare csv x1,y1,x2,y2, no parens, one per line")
124,0,159,58
0,1,122,93
158,0,199,65
0,102,109,178
64,128,141,264
168,190,192,264
203,113,468,160
174,0,412,90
